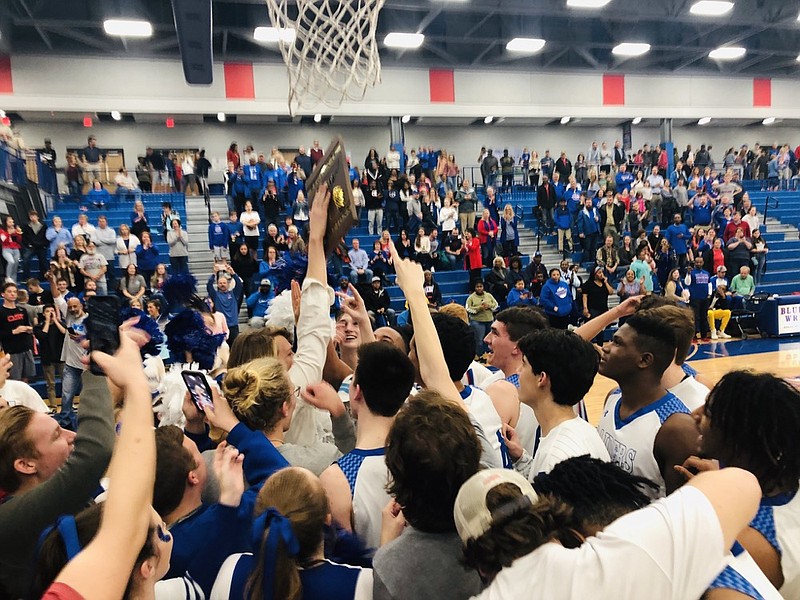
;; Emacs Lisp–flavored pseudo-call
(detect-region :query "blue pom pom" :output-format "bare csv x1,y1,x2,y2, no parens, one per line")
162,272,199,310
119,307,164,357
164,309,224,370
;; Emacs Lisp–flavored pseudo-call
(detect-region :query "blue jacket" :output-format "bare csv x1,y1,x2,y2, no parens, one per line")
554,205,572,230
167,422,289,594
287,173,305,204
246,290,274,318
540,279,573,316
208,221,230,249
690,203,713,226
616,171,635,192
665,223,690,255
563,187,582,216
242,164,266,195
686,268,711,300
232,173,248,197
207,274,244,327
576,208,601,236
498,218,519,246
507,287,535,306
135,245,160,271
227,220,244,246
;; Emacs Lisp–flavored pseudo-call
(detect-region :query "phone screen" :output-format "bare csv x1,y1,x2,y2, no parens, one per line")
182,371,214,412
86,296,122,375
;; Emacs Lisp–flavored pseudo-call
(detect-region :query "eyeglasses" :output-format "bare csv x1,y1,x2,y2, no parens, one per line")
292,386,301,400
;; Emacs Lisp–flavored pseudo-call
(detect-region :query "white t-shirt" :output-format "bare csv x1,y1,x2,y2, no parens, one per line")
668,375,709,412
241,211,261,237
472,486,726,600
0,380,48,412
529,417,610,478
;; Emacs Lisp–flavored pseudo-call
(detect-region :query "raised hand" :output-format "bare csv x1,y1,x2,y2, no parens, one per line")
213,441,245,507
388,241,424,293
300,381,346,418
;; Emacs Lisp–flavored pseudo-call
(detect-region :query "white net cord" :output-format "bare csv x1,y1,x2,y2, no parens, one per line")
265,0,386,116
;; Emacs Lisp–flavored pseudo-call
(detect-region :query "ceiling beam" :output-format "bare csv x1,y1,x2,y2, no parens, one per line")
574,47,602,70
42,26,112,52
16,0,52,50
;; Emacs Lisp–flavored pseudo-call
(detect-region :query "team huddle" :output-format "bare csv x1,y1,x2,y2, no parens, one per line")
0,184,796,600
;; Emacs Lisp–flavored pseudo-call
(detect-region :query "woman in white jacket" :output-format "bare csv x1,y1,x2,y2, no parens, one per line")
115,223,140,269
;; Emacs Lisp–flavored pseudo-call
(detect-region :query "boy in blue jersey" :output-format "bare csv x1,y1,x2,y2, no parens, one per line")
318,342,415,550
207,212,230,261
597,310,699,498
685,255,712,339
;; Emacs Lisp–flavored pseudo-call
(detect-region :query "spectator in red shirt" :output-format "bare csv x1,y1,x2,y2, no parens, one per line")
722,211,750,243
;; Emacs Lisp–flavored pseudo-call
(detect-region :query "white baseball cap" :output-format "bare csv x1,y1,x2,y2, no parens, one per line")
453,468,538,543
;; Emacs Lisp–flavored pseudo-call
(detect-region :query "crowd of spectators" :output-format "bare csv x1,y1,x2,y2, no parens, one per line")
0,139,796,600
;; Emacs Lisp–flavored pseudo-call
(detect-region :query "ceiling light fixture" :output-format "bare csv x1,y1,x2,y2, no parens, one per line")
484,116,494,124
506,38,546,53
384,32,424,48
253,26,296,43
698,117,712,125
566,0,612,8
313,114,322,123
560,116,571,125
111,111,122,121
632,116,642,125
401,115,411,123
103,19,153,37
689,1,734,16
217,112,226,122
709,46,746,60
612,42,651,56
762,117,776,125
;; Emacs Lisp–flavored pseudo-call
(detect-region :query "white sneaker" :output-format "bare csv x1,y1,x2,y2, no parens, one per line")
710,330,718,340
719,331,732,339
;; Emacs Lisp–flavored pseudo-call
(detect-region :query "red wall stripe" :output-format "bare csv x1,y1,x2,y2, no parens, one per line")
429,69,455,103
0,57,12,95
753,78,771,107
602,74,625,106
224,63,255,100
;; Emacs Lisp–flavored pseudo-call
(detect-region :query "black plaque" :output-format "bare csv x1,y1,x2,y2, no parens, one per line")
306,137,357,256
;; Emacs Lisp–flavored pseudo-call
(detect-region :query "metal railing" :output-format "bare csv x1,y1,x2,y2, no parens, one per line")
0,144,28,188
762,195,779,231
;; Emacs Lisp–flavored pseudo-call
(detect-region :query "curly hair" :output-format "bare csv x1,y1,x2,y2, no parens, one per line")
223,357,292,432
385,391,481,533
705,370,800,495
461,484,575,581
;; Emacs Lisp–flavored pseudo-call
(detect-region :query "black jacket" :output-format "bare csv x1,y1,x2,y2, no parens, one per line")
537,182,558,210
364,287,390,312
22,223,48,250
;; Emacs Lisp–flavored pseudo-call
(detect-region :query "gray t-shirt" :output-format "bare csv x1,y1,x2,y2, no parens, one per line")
373,528,483,600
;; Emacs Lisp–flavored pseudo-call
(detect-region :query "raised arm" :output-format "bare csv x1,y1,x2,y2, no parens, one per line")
389,242,461,406
52,322,154,600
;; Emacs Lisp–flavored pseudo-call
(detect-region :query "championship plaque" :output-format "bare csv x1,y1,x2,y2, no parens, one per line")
306,137,357,256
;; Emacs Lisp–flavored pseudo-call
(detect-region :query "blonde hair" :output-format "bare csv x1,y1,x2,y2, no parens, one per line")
223,358,292,432
438,303,469,324
247,467,329,600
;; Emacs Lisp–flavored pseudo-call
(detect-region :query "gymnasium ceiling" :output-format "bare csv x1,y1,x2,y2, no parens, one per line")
2,0,800,76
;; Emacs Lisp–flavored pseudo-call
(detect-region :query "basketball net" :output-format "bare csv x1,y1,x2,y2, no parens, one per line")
264,0,386,116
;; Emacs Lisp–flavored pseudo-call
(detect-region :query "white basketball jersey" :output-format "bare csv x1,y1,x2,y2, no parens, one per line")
597,389,691,500
749,488,800,599
336,448,390,550
707,547,783,599
667,375,709,412
460,385,505,462
517,403,540,456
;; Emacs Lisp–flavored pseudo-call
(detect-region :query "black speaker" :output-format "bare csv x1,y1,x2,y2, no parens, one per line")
171,0,213,85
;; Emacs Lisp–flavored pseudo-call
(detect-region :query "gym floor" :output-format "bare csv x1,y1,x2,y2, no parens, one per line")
584,337,800,425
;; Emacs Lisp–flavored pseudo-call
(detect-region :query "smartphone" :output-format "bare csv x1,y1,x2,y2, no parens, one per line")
182,370,214,412
86,296,122,376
